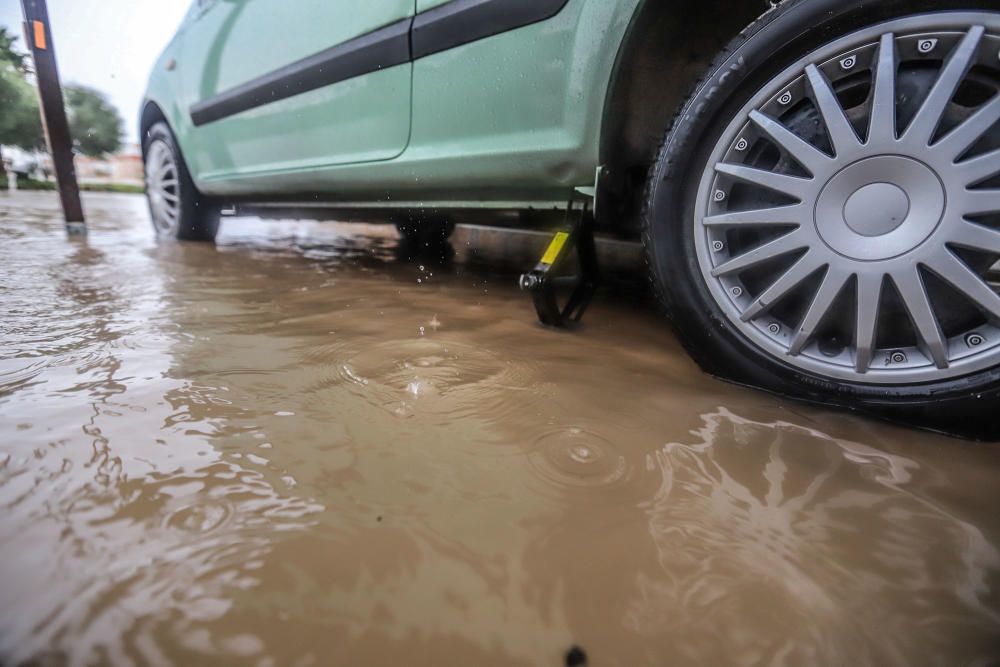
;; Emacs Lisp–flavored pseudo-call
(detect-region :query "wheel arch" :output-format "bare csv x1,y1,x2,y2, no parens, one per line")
139,100,170,159
597,0,770,234
140,99,209,199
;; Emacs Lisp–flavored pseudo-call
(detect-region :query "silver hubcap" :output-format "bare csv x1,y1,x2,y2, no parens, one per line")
145,140,181,236
696,13,1000,384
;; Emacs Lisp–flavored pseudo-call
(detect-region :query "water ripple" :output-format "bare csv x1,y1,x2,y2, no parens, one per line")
527,427,631,493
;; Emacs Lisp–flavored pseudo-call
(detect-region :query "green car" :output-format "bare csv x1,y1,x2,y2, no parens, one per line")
142,0,1000,430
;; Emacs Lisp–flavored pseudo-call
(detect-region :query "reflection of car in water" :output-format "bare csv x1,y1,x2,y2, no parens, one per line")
141,0,1000,431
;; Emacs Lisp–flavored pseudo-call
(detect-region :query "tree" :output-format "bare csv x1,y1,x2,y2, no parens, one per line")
0,30,123,164
64,85,123,157
0,29,44,157
0,27,29,73
0,70,44,148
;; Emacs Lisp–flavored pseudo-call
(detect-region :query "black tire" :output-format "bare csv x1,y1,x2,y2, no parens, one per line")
142,122,219,242
643,0,1000,439
395,215,456,261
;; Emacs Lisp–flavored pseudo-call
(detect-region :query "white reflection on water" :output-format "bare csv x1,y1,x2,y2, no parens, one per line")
632,408,1000,665
0,198,325,664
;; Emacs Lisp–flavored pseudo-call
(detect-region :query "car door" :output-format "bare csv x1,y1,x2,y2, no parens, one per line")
177,0,414,181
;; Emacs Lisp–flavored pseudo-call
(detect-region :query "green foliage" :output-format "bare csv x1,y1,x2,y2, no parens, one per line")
0,178,144,193
65,85,123,158
0,71,45,150
0,173,146,195
0,29,125,159
0,27,29,73
80,182,145,194
0,30,44,151
5,177,57,191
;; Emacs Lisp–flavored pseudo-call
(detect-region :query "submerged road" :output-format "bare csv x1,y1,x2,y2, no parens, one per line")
1,191,999,666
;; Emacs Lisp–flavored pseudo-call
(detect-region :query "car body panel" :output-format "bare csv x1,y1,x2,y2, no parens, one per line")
143,0,642,206
143,32,188,148
174,0,413,179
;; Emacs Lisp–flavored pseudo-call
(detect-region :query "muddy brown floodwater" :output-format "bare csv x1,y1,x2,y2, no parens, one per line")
2,191,1000,666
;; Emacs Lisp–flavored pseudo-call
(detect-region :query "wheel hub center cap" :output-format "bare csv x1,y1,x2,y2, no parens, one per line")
843,182,909,236
815,155,945,261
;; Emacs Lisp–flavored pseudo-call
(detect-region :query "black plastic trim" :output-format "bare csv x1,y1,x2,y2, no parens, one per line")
189,0,572,127
411,0,571,59
190,18,412,127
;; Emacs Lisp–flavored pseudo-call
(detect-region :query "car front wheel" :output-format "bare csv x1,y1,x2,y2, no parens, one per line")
644,0,1000,437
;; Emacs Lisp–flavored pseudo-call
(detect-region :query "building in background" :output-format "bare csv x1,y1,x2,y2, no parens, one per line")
2,143,143,188
74,143,143,186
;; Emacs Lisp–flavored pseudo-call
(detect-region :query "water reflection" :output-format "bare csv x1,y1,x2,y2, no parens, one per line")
0,192,999,666
633,409,1000,665
0,195,324,664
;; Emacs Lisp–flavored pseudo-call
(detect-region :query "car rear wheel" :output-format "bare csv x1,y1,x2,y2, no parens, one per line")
143,122,219,242
644,0,1000,436
395,215,456,260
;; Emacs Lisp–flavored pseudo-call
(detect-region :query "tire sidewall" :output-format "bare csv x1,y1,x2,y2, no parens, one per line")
644,0,1000,407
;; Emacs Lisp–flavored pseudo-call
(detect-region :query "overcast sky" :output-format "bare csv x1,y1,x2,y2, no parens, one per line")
0,1,190,143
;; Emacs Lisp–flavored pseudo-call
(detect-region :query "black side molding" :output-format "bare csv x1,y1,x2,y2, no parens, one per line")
189,0,572,127
190,18,412,127
412,0,570,59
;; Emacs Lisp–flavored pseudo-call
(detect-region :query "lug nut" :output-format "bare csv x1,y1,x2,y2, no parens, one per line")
966,332,986,348
887,350,907,364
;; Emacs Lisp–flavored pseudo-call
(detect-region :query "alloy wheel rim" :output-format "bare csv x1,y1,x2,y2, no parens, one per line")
145,140,181,236
695,12,1000,384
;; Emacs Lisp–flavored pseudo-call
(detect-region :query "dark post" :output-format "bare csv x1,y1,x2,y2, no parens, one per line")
20,0,85,234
